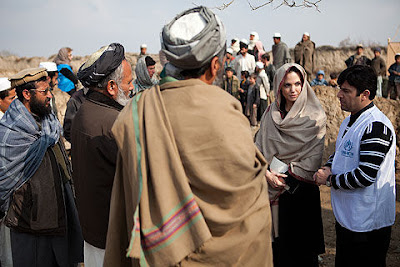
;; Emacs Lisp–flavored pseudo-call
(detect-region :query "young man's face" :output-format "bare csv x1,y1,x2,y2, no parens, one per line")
240,47,248,56
302,34,309,42
147,65,156,78
249,76,255,84
356,48,363,55
141,48,147,55
396,57,400,64
0,88,16,113
226,70,233,78
374,51,381,58
273,38,280,45
317,74,324,81
337,80,368,114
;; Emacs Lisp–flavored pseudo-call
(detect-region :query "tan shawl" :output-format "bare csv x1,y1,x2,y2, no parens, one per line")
104,79,273,266
255,63,326,238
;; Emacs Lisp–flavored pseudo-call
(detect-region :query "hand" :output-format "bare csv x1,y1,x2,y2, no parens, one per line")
265,169,287,189
313,166,331,186
253,104,257,108
239,89,244,93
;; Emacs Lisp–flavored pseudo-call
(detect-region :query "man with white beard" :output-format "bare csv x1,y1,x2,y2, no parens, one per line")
71,43,134,266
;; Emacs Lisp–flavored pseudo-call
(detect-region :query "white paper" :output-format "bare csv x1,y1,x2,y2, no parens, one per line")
269,156,288,174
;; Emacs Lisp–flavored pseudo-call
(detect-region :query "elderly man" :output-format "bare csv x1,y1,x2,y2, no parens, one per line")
104,6,272,267
71,43,134,266
314,65,395,267
0,78,16,119
234,39,256,81
0,68,83,267
294,32,315,81
272,32,291,69
133,56,159,93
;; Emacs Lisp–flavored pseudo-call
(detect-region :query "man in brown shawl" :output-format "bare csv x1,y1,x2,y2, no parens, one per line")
104,6,272,267
294,32,315,81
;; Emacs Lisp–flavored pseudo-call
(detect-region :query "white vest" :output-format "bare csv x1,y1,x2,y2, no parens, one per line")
331,106,396,232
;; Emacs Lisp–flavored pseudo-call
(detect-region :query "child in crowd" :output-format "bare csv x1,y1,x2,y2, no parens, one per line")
245,73,260,126
310,70,328,86
239,71,250,113
329,73,339,88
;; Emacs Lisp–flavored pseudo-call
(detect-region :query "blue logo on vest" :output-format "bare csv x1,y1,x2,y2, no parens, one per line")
341,140,354,158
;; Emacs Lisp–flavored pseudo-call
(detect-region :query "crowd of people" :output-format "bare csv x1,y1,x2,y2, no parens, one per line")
0,5,398,267
221,31,400,128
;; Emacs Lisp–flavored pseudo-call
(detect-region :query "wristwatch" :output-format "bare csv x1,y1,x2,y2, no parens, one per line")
326,175,332,187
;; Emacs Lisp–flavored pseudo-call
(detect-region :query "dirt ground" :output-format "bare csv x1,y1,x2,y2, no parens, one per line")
317,178,400,267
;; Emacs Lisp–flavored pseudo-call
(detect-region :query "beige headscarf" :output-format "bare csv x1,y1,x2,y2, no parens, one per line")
255,63,326,238
54,47,71,65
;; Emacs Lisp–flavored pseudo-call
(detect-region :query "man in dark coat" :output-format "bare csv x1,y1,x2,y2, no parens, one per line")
345,44,371,67
71,43,134,266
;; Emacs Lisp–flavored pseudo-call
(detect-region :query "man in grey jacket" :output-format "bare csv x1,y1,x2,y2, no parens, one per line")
272,32,291,69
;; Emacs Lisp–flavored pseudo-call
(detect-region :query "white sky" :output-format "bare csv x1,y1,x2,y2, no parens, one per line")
0,0,399,57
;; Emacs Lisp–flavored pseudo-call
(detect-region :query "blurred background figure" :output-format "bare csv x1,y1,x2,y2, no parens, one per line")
371,47,386,97
310,70,328,86
248,31,259,56
54,47,78,96
294,32,315,82
0,77,16,119
272,33,291,70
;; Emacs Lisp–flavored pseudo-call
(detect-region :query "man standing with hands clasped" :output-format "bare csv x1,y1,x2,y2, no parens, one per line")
314,65,396,267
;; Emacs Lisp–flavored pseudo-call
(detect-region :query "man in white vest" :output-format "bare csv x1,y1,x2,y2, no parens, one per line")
314,65,395,267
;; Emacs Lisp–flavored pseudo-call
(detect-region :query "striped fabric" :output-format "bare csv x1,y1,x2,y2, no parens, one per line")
141,194,202,253
326,121,393,190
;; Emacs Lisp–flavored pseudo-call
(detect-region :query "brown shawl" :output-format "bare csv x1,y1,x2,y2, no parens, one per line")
255,63,326,238
104,79,273,266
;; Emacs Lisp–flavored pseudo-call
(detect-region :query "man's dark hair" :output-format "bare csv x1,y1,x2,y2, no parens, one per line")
181,46,226,79
225,67,233,73
47,71,57,78
145,56,156,67
338,65,377,100
261,53,270,61
15,76,47,101
330,73,338,79
0,89,10,100
395,54,400,61
241,70,250,79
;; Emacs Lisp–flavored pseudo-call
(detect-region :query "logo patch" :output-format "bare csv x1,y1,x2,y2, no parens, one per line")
341,140,354,158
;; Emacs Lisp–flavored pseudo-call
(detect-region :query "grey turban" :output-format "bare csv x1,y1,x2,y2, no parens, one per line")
161,6,226,70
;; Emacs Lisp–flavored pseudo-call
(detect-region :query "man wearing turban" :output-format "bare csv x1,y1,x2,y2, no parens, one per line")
71,43,134,266
104,6,273,267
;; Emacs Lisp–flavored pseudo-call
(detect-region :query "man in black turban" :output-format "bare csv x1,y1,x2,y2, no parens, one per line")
70,43,134,266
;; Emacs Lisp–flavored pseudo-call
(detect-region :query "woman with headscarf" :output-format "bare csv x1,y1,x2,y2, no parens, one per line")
54,47,78,95
255,63,326,267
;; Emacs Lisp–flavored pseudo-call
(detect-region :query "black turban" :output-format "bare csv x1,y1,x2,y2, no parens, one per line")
77,43,125,87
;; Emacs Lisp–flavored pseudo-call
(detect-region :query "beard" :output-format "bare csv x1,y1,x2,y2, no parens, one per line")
30,93,52,120
115,86,131,106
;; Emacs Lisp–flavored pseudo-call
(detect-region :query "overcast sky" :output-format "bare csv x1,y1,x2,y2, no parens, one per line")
1,0,399,57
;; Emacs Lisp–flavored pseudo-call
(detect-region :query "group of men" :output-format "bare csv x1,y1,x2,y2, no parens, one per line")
0,6,397,267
